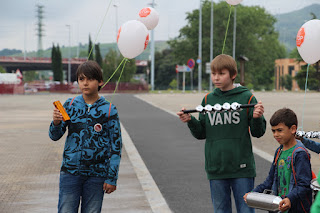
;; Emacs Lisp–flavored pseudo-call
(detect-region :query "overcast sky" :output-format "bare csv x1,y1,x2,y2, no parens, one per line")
0,0,319,52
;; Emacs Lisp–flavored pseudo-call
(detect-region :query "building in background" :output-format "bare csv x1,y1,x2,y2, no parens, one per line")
274,58,306,91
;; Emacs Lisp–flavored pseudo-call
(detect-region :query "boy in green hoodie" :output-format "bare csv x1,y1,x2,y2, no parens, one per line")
177,54,266,213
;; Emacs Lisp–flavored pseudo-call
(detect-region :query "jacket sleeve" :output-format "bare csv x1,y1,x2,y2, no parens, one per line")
248,96,266,138
48,100,69,141
285,151,312,205
301,137,320,154
252,160,276,193
105,105,122,186
187,98,206,140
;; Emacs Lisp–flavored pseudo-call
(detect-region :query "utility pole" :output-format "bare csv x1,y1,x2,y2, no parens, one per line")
233,7,237,59
150,0,156,91
209,0,214,91
198,0,202,92
36,4,44,57
66,25,71,84
113,3,119,42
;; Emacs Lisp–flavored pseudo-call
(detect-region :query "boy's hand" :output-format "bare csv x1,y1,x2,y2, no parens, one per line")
253,101,264,118
243,192,250,203
53,108,63,126
279,198,291,212
177,108,191,123
103,183,116,194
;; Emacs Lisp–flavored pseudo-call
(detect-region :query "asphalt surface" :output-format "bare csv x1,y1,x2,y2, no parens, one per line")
0,93,282,213
109,94,270,213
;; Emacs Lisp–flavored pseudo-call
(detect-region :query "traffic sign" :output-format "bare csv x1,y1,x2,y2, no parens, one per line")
206,62,211,74
176,65,191,72
187,59,195,69
196,58,201,64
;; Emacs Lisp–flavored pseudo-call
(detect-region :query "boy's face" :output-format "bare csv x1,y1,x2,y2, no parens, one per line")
78,74,103,96
211,68,236,91
271,122,297,146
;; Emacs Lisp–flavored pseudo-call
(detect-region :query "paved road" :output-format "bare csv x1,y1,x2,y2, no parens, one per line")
109,94,270,213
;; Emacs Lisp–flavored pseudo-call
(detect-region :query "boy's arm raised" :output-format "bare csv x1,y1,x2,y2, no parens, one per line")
49,101,69,141
300,137,320,154
248,97,266,138
186,98,207,140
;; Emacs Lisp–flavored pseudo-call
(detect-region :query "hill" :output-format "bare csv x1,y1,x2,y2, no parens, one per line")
0,49,22,56
8,40,169,60
274,3,320,54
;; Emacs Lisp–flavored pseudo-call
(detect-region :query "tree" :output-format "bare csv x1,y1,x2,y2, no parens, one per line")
168,1,286,90
290,48,320,91
294,65,320,91
154,48,177,90
56,45,63,83
88,35,94,60
102,49,136,83
23,71,37,82
0,66,6,73
280,74,292,90
95,43,103,67
51,44,57,81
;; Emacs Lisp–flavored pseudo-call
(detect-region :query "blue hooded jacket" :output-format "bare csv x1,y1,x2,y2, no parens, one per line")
49,95,122,186
252,140,312,213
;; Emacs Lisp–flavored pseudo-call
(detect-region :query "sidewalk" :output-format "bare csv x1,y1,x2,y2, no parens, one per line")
0,94,170,213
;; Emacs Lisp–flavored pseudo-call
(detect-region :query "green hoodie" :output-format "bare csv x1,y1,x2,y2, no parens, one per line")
187,86,266,180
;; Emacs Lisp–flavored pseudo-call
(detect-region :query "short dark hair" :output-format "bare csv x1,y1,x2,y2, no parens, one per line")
270,108,298,128
76,60,103,91
211,54,237,80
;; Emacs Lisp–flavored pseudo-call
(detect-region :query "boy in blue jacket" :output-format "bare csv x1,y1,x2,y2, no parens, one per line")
244,108,312,213
49,60,122,213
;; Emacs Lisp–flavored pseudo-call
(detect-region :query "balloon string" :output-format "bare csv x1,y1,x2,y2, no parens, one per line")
222,5,233,54
87,0,114,60
109,59,128,103
298,63,310,131
101,58,126,89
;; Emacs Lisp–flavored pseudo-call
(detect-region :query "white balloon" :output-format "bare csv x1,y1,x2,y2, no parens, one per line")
296,19,320,64
225,0,243,6
137,7,159,30
117,20,149,59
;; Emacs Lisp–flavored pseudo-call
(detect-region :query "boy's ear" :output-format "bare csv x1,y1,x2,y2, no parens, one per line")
290,125,297,135
98,80,103,87
231,73,237,81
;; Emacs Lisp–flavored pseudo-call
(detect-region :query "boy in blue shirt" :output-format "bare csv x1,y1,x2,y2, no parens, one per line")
49,60,122,213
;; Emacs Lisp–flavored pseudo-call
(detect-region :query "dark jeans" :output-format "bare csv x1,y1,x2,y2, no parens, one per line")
209,177,255,213
58,171,105,213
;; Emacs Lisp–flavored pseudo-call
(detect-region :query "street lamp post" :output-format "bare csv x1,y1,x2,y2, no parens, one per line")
209,0,214,91
113,3,118,41
66,25,71,84
233,7,237,59
198,0,202,93
150,0,155,91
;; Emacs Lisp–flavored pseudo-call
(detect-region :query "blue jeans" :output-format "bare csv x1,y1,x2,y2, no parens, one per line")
58,171,105,213
209,178,255,213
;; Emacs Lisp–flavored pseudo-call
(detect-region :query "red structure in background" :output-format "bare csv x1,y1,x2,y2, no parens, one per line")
50,82,148,94
0,83,24,94
0,56,149,94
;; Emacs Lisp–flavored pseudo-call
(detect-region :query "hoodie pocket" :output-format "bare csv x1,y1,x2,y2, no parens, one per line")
205,138,251,175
